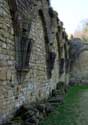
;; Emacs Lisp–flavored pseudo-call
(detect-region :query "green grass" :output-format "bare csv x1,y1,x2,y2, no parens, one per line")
40,85,88,125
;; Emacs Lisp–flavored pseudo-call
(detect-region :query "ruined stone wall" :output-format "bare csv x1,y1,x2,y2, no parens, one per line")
71,50,88,84
0,0,16,122
69,39,88,84
0,0,69,124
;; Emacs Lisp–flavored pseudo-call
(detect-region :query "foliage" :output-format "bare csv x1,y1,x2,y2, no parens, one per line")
74,19,88,42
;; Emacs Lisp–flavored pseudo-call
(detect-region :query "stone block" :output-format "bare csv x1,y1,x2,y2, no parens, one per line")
7,70,11,80
0,69,7,80
2,43,7,49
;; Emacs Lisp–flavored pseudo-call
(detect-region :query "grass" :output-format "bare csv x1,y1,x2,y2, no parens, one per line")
40,85,88,125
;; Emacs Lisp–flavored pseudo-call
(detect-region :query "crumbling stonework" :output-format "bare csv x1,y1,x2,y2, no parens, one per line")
0,0,69,124
69,38,88,84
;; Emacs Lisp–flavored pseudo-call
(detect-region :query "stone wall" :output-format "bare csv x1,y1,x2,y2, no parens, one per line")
0,0,69,124
70,50,88,84
0,0,16,123
69,38,88,84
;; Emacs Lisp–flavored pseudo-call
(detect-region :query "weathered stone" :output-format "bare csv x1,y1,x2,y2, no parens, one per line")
22,111,35,120
2,43,7,49
70,38,88,84
0,0,69,124
49,102,59,107
7,70,12,80
37,113,44,121
0,69,7,80
36,104,45,113
25,116,39,125
48,95,64,104
45,103,54,114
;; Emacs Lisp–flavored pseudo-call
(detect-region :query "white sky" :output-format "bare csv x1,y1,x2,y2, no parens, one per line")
51,0,88,34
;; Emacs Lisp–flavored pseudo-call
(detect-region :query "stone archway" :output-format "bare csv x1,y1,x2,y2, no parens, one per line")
70,38,88,84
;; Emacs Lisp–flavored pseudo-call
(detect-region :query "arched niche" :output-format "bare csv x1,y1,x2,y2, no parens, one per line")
8,0,33,72
56,30,65,76
7,0,34,84
38,9,56,79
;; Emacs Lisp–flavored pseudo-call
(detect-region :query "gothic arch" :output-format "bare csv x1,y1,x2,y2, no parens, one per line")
38,9,56,79
38,9,50,78
7,0,18,33
8,0,34,72
7,0,35,84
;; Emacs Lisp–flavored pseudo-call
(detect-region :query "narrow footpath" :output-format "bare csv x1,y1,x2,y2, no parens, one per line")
40,86,88,125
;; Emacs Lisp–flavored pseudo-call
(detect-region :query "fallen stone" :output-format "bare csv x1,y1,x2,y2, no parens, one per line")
25,116,39,125
49,102,59,107
37,113,44,121
52,89,64,96
48,95,64,104
14,105,28,117
56,82,64,89
45,103,54,114
36,104,45,113
22,110,35,120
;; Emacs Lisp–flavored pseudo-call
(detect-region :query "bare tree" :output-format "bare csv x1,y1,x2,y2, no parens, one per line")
74,19,88,42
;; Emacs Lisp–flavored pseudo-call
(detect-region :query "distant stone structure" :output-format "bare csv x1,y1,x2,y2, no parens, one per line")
69,38,88,84
0,0,69,123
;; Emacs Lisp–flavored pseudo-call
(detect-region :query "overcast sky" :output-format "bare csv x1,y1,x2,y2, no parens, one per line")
51,0,88,34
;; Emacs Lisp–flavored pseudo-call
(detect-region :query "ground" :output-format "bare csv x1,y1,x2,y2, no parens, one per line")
40,85,88,125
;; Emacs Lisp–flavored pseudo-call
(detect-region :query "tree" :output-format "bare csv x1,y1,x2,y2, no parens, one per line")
74,19,88,42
